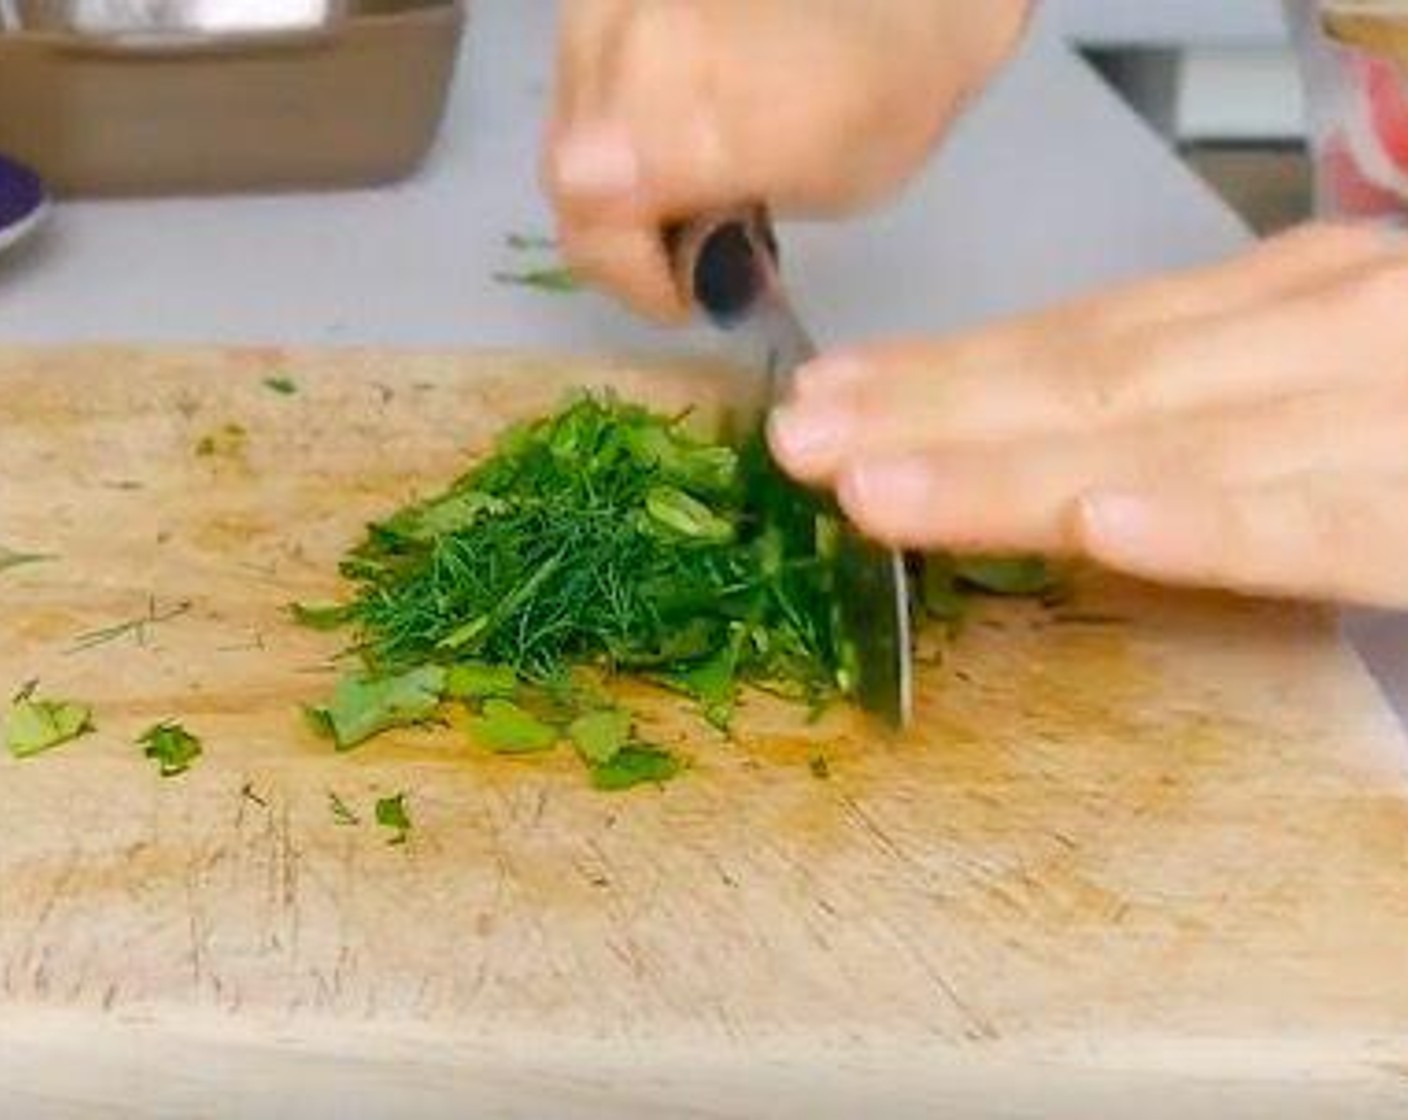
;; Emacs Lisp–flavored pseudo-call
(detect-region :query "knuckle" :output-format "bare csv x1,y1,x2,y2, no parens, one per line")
1068,325,1163,424
619,2,707,75
1341,258,1408,322
1281,220,1388,263
1293,479,1364,557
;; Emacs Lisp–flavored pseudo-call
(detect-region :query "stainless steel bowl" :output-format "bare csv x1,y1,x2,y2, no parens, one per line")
0,1,444,44
0,0,466,195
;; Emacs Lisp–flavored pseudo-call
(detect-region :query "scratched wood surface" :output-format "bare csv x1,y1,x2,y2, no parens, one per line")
1,346,1407,1117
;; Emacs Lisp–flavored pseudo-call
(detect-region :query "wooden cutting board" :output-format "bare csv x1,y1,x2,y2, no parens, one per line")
2,346,1407,1118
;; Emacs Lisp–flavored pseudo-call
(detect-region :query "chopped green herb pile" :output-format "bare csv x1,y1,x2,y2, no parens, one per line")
375,793,412,845
301,394,844,786
6,696,94,759
137,720,202,777
302,393,1052,789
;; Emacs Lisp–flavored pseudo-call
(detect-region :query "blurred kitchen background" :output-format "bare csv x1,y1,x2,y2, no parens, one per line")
1050,0,1308,234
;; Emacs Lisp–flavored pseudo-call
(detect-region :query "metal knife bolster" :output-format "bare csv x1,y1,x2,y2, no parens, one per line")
667,210,915,728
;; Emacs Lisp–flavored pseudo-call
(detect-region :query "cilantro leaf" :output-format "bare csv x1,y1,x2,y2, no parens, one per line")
306,666,446,750
567,708,632,765
444,661,519,701
920,557,969,626
955,556,1056,596
6,698,94,759
137,720,202,777
643,485,736,543
662,633,741,731
375,793,412,845
590,745,681,791
263,376,298,396
466,699,558,755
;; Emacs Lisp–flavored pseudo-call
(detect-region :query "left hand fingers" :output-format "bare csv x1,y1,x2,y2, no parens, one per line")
833,383,1408,553
771,228,1408,486
1075,473,1408,608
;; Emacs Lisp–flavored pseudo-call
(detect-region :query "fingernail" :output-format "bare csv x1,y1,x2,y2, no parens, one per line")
553,122,640,197
793,354,871,402
768,405,854,469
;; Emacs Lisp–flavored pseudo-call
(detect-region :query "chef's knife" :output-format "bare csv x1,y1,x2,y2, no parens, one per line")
668,210,914,728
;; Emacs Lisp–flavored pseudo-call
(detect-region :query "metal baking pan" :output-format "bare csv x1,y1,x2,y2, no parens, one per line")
0,0,466,196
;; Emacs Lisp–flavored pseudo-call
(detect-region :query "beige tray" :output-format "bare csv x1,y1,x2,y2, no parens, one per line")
0,1,466,196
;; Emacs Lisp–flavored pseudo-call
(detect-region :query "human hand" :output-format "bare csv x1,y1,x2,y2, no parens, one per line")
544,0,1031,321
768,223,1408,607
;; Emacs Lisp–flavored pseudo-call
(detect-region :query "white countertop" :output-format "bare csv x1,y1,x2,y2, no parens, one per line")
0,0,1402,719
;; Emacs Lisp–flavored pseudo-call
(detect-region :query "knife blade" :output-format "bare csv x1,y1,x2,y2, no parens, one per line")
669,211,914,728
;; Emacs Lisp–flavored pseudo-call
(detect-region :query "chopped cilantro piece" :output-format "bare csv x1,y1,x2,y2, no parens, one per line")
644,485,736,542
137,720,202,777
444,661,519,701
955,556,1056,596
6,697,94,758
375,793,412,845
591,746,681,791
306,666,446,750
289,601,356,631
466,699,558,755
263,376,298,395
567,708,632,765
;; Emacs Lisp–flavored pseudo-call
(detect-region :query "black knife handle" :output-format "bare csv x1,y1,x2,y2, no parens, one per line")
664,207,779,327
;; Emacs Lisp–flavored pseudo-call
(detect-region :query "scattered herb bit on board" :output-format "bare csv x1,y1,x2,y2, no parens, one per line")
920,555,1056,628
0,546,56,575
6,696,94,759
505,232,556,251
302,394,1054,790
68,597,192,654
195,423,248,458
328,790,360,826
289,601,358,632
263,376,298,396
493,266,581,293
137,720,202,777
375,793,412,845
